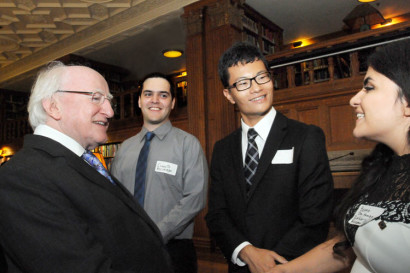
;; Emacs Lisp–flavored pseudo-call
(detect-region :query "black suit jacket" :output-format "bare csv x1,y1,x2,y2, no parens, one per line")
206,112,333,272
0,135,173,273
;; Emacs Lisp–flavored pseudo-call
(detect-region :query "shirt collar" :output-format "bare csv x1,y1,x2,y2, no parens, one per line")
141,120,172,142
241,107,276,141
34,124,85,156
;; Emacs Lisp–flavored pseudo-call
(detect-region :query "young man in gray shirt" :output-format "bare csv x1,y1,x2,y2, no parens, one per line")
111,72,208,273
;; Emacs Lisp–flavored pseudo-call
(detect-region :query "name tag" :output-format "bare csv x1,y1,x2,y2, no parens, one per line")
348,204,385,226
271,147,294,164
155,161,178,176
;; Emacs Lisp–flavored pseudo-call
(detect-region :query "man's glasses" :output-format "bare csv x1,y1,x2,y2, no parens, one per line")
56,90,113,106
228,72,271,91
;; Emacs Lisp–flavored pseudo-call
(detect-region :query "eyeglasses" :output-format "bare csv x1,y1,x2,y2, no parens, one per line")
56,90,113,106
228,72,271,91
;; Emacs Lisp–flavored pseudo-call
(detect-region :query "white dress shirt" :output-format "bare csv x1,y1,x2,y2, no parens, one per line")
34,124,85,156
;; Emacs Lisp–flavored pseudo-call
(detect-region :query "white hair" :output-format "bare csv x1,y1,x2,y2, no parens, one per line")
27,61,67,130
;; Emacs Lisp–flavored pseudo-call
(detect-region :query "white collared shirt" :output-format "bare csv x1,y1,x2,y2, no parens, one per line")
34,124,85,157
240,107,276,165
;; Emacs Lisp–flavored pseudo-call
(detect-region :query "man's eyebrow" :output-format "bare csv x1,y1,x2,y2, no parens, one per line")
234,70,268,81
143,90,170,94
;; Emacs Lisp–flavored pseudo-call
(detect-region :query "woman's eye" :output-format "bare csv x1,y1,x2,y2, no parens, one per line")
364,86,374,92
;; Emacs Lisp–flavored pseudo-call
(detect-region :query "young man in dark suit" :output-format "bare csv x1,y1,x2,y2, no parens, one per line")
206,42,334,273
0,62,173,273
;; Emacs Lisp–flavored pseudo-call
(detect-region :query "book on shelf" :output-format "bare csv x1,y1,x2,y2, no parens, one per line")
93,143,121,158
243,32,257,46
314,69,330,82
261,25,275,43
242,15,258,33
263,40,275,54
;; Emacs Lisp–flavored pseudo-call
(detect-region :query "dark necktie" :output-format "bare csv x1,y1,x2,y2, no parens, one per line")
244,128,259,192
82,150,115,184
134,131,155,206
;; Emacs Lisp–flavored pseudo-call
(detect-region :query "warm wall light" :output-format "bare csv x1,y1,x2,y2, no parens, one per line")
176,71,187,78
358,0,376,2
380,18,393,25
0,147,13,158
162,49,183,58
372,17,403,29
291,38,313,48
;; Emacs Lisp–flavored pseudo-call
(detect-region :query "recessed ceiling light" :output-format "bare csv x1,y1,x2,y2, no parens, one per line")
358,0,376,2
162,49,183,58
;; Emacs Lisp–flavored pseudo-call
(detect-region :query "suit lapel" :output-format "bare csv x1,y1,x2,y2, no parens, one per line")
68,155,162,237
29,135,163,239
230,129,248,201
247,113,288,200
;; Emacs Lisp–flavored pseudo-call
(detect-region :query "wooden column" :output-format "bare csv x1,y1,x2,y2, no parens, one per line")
183,0,244,249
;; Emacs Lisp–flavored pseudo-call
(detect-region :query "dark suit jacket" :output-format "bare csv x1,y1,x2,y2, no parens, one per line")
0,135,173,273
206,112,333,272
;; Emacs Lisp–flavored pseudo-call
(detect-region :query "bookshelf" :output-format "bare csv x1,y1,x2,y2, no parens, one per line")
242,4,283,55
93,142,121,169
272,47,379,89
2,91,29,120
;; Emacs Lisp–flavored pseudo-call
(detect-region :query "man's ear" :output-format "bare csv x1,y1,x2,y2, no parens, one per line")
42,97,62,120
171,97,176,110
223,88,235,105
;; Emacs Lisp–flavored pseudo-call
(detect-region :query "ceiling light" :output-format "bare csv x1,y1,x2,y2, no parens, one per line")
358,0,376,2
162,49,183,58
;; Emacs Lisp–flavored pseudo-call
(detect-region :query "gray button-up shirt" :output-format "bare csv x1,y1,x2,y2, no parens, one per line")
111,121,208,243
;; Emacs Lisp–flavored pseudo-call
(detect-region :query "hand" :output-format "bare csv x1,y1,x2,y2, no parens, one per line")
267,264,286,273
239,245,287,273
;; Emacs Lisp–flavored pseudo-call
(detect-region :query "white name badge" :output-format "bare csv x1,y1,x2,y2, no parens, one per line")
155,161,178,176
348,204,385,226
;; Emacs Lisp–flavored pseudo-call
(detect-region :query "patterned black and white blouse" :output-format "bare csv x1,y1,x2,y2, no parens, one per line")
344,153,410,273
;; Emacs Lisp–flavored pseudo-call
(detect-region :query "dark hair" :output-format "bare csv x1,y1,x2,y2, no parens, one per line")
334,39,410,232
368,39,410,105
139,72,174,98
368,40,410,145
218,42,269,88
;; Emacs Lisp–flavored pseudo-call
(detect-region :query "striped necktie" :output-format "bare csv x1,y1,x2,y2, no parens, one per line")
244,128,259,192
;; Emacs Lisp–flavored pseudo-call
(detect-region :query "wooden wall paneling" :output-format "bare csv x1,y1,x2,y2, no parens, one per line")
296,106,320,128
274,105,297,120
328,56,335,81
184,0,244,248
273,89,376,153
286,65,295,88
328,102,356,148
